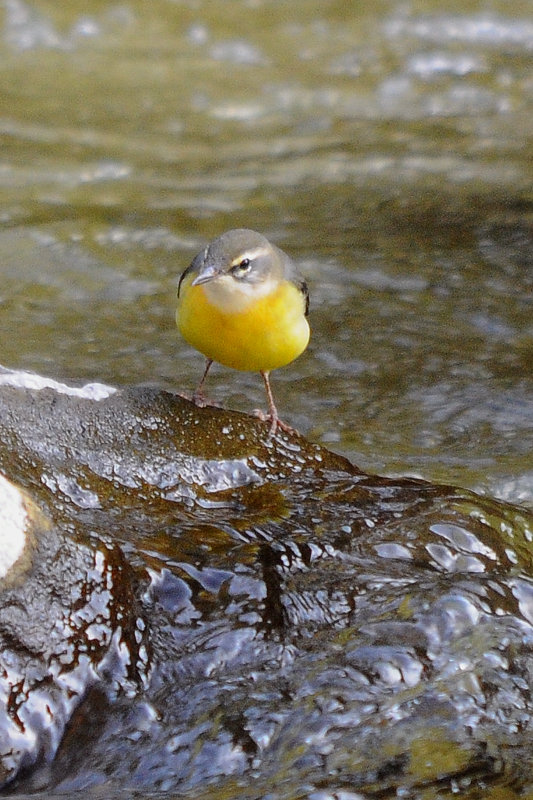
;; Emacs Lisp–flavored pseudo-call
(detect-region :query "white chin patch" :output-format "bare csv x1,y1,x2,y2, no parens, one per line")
203,275,277,312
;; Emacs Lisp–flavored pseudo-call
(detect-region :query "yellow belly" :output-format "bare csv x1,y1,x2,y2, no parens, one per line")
177,278,310,372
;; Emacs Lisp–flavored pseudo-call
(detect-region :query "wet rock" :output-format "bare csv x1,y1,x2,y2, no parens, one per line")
0,370,532,798
0,469,147,788
0,368,353,510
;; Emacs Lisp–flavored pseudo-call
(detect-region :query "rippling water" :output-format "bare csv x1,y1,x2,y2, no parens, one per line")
1,0,533,501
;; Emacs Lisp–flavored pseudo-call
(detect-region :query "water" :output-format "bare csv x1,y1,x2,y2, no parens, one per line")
2,3,533,788
2,381,533,798
2,0,533,503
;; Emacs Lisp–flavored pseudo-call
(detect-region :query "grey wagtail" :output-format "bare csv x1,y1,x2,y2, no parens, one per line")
176,229,310,436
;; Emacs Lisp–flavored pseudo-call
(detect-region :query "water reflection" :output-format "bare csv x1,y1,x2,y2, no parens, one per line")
1,373,533,797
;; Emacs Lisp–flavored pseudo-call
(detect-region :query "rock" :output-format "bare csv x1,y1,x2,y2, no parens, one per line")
0,471,147,788
0,370,532,797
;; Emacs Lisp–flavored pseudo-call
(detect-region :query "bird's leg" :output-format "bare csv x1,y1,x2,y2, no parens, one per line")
192,358,213,407
256,370,297,437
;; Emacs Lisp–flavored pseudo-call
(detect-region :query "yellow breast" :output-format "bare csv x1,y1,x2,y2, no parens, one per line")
176,275,310,373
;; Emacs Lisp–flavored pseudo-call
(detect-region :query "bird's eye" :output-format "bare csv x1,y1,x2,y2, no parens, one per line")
231,258,252,276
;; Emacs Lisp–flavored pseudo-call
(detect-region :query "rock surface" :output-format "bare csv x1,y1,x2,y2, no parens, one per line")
0,372,532,798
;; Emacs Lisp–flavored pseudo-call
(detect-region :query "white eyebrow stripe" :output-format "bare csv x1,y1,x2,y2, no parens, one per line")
230,246,270,266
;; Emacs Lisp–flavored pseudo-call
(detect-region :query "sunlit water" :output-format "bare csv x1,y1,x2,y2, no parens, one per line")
1,0,533,504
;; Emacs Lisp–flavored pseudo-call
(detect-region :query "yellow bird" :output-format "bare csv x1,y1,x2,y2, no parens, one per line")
176,229,310,436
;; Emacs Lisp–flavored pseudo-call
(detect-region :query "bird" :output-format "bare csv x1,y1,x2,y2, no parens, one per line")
176,228,310,437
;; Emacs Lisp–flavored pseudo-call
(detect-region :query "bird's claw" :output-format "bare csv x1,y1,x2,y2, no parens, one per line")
178,390,221,408
253,408,297,438
192,391,222,408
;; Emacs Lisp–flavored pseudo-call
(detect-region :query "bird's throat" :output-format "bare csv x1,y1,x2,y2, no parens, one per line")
200,275,279,314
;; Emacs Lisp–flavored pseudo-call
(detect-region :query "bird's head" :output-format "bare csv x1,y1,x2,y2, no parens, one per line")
179,229,294,309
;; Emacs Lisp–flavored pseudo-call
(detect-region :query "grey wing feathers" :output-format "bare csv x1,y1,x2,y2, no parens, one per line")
300,279,310,316
177,250,204,298
177,265,191,298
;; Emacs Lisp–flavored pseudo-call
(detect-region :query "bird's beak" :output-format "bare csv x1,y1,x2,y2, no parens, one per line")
191,265,220,286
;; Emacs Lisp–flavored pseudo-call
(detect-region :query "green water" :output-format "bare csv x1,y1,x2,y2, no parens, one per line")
1,0,533,498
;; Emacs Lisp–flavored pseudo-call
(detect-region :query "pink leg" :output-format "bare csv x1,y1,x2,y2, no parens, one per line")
259,371,297,437
192,358,213,406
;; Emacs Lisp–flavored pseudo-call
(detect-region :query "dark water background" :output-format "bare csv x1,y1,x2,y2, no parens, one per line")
1,0,533,499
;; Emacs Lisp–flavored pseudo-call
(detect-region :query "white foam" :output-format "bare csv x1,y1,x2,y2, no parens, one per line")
0,368,116,400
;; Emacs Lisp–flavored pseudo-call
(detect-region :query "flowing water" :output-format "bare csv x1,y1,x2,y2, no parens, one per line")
3,2,533,797
2,0,533,499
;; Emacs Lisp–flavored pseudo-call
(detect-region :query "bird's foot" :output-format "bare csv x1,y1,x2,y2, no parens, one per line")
192,390,222,408
178,390,222,408
253,408,298,438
